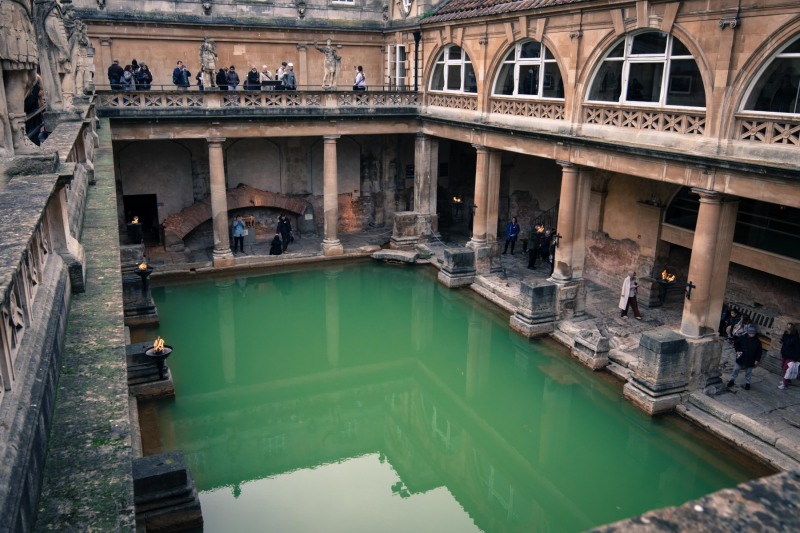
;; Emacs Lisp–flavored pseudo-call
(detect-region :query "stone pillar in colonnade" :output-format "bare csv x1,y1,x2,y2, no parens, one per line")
550,162,589,319
391,133,441,249
207,138,235,267
678,188,738,392
467,145,501,274
680,189,739,339
322,134,344,256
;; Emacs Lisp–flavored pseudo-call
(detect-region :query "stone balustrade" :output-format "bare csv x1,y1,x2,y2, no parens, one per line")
583,104,706,135
735,113,800,145
96,89,419,116
489,97,566,120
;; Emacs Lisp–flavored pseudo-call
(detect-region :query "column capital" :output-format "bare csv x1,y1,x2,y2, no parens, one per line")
556,160,577,169
690,188,724,204
208,137,226,144
323,134,340,142
472,144,493,154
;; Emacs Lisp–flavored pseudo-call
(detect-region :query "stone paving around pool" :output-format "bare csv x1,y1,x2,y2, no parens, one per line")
143,230,800,474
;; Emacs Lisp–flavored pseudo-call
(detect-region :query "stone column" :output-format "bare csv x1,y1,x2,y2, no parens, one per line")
413,133,432,214
322,134,344,255
571,167,593,281
679,189,737,338
485,150,501,245
552,162,579,282
467,146,501,274
208,138,235,267
468,145,489,246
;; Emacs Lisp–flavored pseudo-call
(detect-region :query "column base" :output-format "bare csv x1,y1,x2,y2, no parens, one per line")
212,249,235,267
623,382,684,416
322,239,344,256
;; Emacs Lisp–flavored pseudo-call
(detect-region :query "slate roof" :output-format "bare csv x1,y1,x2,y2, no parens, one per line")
423,0,588,24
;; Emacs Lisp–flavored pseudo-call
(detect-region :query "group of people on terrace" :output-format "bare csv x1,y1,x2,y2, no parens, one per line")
107,58,153,90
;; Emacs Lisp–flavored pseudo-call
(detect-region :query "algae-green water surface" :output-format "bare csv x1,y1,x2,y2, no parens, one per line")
147,262,764,533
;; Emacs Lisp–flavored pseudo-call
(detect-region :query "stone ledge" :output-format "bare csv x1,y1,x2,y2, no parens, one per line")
731,413,780,446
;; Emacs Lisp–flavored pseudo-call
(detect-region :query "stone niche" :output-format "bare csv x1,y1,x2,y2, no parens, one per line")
624,328,689,416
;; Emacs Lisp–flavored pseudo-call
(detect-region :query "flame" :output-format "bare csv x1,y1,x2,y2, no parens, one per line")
661,269,676,282
453,196,462,203
138,262,148,271
536,225,544,233
132,216,139,224
153,336,165,353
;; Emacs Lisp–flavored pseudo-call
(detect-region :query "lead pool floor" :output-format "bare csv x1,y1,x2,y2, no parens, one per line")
138,261,769,533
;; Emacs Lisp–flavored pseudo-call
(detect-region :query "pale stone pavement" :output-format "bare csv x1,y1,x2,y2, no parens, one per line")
144,226,800,471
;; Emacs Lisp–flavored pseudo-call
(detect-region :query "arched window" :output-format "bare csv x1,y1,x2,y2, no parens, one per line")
743,36,800,114
429,46,477,93
492,40,563,99
587,32,706,108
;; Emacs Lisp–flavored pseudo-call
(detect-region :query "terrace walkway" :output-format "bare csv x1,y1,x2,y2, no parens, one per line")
143,224,800,474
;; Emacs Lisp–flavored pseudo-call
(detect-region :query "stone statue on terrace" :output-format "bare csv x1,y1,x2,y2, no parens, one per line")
35,0,74,111
62,4,92,97
199,36,218,88
314,39,342,89
0,0,40,156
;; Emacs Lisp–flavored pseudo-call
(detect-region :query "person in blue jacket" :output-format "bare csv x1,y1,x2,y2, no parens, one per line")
232,215,245,254
503,217,521,255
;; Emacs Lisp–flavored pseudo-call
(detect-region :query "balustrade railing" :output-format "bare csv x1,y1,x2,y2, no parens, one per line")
95,86,419,113
735,113,800,146
426,93,478,111
489,98,565,120
583,104,706,135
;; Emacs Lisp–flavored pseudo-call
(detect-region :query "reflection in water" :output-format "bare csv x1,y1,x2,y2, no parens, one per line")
145,263,767,533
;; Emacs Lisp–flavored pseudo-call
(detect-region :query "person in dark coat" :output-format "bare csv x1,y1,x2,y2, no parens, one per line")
269,233,283,255
527,225,544,269
108,59,124,90
779,324,800,389
502,217,520,255
278,216,292,252
216,68,228,90
727,324,762,390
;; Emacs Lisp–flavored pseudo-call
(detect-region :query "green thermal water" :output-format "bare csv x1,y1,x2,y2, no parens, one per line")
145,262,763,533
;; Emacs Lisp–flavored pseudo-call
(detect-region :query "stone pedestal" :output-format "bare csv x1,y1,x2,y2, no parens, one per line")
572,330,610,370
133,450,203,532
510,280,557,338
553,279,585,320
624,328,689,415
437,248,476,288
126,342,175,400
390,211,438,250
686,336,723,392
123,276,159,327
637,276,662,309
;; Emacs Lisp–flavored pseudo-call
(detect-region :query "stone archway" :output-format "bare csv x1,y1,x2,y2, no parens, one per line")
162,184,314,251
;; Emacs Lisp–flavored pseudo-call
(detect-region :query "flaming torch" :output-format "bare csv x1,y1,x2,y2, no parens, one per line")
661,269,676,283
145,336,173,380
135,261,153,284
657,268,677,304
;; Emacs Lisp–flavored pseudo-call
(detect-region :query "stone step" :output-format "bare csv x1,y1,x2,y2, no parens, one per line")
469,279,517,314
677,400,800,471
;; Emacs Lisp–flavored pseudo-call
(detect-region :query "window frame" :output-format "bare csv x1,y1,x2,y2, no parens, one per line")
491,40,564,100
741,36,800,116
586,31,705,109
428,45,477,94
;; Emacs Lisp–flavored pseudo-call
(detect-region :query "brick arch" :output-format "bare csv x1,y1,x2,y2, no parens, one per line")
162,184,313,247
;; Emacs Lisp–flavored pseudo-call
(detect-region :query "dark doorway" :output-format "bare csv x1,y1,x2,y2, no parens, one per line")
123,194,160,245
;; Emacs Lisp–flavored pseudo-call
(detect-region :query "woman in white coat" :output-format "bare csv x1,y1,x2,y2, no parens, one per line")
619,271,642,320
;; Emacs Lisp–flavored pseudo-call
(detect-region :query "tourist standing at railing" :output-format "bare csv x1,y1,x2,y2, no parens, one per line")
121,65,136,91
283,63,297,90
245,67,260,90
172,61,191,90
108,59,124,90
226,65,240,90
196,70,205,91
260,65,273,90
135,64,153,90
216,68,228,91
275,62,288,90
353,66,366,90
